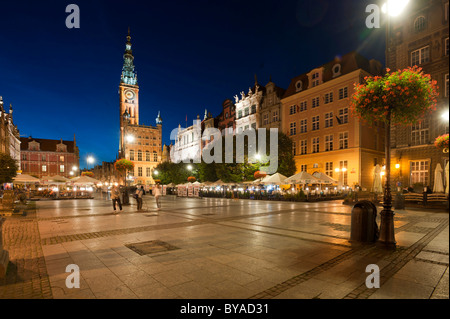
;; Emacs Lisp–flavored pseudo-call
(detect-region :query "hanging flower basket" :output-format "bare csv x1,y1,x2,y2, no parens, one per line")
114,159,134,172
187,176,196,183
435,134,449,153
81,171,94,177
350,66,439,126
254,171,267,180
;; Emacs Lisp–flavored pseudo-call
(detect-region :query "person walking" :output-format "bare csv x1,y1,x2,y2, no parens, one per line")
111,185,122,213
153,184,162,210
135,186,144,211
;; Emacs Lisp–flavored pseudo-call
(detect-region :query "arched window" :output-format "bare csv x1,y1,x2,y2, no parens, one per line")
153,151,158,162
129,150,135,161
137,150,142,161
414,16,426,32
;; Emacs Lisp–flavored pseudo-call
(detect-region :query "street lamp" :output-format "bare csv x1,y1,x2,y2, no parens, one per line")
86,156,94,170
379,0,409,248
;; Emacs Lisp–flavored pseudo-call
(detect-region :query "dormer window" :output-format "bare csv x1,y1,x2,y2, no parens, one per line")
332,64,342,78
28,141,40,151
295,80,303,92
312,73,320,87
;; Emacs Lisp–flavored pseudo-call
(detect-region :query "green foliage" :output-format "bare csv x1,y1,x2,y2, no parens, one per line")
0,152,18,184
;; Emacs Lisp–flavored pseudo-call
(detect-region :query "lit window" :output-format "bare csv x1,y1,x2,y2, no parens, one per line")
300,140,307,155
60,165,65,173
339,132,349,149
414,16,426,32
410,160,429,186
325,135,333,151
411,46,430,66
42,165,47,172
325,112,334,128
290,122,297,136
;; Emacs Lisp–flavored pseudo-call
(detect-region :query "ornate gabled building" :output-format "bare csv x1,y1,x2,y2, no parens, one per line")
118,30,163,185
216,99,236,136
234,77,265,133
170,117,202,163
0,97,21,167
387,0,449,189
259,77,286,131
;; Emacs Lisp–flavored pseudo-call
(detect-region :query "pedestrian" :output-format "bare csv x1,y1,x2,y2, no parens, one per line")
111,184,122,213
135,186,144,210
153,183,162,210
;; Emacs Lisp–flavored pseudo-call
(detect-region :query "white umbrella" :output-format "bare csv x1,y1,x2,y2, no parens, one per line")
445,162,449,195
312,172,338,184
261,173,288,185
13,174,40,183
284,171,320,184
72,175,100,185
373,165,383,193
433,163,444,193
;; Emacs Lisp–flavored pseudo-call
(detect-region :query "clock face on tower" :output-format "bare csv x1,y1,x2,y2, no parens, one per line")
125,90,135,100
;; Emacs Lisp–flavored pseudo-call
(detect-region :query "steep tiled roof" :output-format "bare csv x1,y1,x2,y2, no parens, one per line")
20,137,77,153
282,51,383,99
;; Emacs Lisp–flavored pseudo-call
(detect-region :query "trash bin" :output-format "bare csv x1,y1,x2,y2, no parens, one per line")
350,200,379,242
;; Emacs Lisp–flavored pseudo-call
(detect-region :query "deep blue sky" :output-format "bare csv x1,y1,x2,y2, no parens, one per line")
0,0,386,168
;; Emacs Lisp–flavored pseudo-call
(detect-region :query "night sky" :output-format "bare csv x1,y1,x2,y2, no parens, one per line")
0,0,386,168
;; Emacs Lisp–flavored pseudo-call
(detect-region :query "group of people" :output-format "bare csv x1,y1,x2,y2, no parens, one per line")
111,184,162,214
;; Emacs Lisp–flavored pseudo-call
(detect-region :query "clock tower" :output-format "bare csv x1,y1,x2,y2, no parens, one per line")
117,29,163,186
119,29,139,157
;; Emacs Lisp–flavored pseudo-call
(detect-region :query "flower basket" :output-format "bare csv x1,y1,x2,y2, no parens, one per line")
434,134,449,153
254,171,267,180
114,159,134,172
187,176,196,183
350,66,439,126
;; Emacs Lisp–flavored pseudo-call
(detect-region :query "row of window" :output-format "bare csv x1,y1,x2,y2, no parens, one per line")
289,88,348,115
136,167,153,177
237,105,257,119
22,154,66,162
21,164,65,173
262,111,279,125
289,109,349,136
292,132,349,155
411,38,449,67
129,150,158,162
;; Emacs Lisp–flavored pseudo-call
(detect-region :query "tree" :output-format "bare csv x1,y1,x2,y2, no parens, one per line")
0,152,18,184
351,66,438,247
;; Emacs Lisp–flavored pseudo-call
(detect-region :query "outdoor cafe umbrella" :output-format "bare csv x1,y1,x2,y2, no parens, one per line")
312,172,337,185
433,163,444,193
373,164,383,193
261,173,288,185
40,175,69,183
13,174,40,184
445,162,449,195
284,171,319,184
72,175,101,185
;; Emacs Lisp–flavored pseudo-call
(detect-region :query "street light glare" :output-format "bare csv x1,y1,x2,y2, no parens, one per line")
442,110,449,121
87,156,94,164
126,135,135,143
382,0,410,17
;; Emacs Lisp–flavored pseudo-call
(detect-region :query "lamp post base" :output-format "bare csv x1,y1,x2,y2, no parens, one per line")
377,209,397,249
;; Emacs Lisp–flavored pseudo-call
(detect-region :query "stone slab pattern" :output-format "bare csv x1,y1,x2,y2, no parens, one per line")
1,196,448,299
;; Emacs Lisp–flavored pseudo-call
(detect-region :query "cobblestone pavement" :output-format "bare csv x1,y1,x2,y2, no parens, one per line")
0,195,448,299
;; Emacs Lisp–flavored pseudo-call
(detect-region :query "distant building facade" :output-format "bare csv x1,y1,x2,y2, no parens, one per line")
234,80,264,133
170,118,202,163
281,52,384,189
388,0,449,189
20,136,80,178
0,97,21,168
259,78,286,131
216,99,236,136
